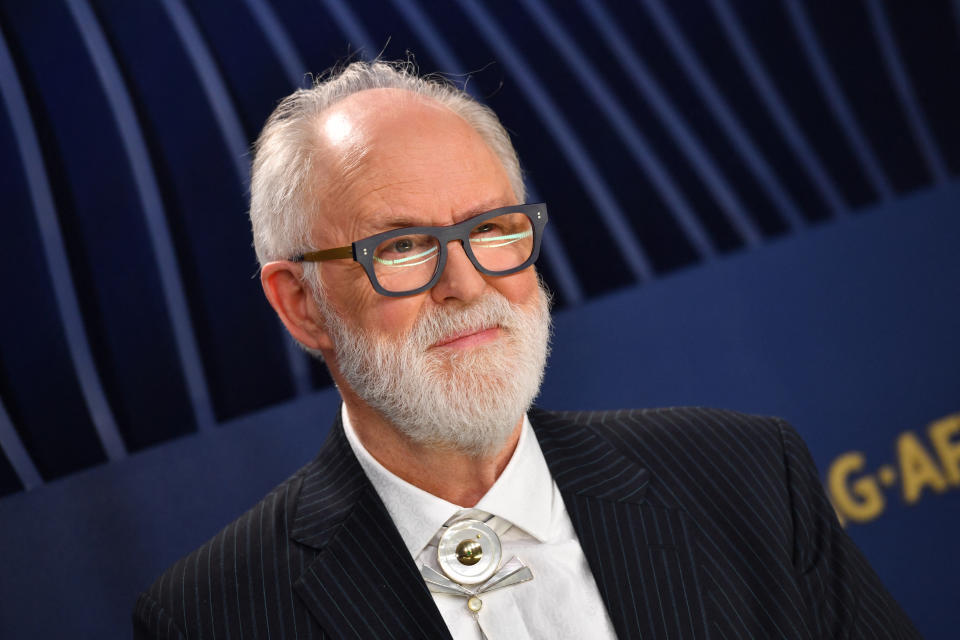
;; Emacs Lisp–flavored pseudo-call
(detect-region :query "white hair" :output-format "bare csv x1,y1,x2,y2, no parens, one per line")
249,60,526,270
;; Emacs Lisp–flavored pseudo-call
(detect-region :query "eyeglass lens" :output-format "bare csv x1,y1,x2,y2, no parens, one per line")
372,211,534,293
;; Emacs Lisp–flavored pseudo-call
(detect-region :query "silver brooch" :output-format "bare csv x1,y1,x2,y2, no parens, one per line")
422,518,533,614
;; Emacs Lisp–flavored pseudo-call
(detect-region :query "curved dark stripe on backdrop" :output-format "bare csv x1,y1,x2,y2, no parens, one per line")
803,1,931,194
238,0,340,386
169,0,314,398
0,6,117,478
709,0,847,218
782,0,893,204
731,0,878,211
185,0,296,139
1,17,102,488
0,397,36,494
633,0,802,235
1,0,195,454
863,0,948,185
320,0,377,56
0,81,104,483
524,0,723,259
91,0,296,421
662,0,828,224
65,0,216,434
0,442,23,497
241,0,309,89
883,0,960,177
572,0,761,251
159,0,313,398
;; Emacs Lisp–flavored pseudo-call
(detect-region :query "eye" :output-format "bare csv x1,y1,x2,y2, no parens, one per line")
374,234,439,268
475,223,495,234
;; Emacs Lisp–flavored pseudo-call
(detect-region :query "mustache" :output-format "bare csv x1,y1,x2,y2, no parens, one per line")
407,293,519,350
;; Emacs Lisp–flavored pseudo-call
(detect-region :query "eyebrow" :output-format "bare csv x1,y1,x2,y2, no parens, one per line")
357,201,512,237
355,217,419,238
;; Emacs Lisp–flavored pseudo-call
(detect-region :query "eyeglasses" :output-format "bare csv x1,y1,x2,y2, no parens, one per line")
291,203,548,297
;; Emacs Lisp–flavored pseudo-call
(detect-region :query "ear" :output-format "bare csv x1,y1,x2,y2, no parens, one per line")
260,261,334,351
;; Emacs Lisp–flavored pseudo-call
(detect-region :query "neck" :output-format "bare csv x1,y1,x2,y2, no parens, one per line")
341,394,523,507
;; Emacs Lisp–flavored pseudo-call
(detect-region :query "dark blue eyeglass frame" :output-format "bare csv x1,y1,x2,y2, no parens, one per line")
291,203,548,297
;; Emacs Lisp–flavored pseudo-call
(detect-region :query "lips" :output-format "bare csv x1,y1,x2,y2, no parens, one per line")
431,326,501,349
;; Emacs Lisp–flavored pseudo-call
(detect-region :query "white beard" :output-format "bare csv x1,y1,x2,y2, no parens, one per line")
318,284,552,457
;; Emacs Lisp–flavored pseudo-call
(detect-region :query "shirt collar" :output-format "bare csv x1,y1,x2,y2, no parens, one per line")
473,414,554,543
340,404,556,560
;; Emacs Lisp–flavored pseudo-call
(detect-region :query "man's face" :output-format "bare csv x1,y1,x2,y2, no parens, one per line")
311,89,541,343
306,89,548,454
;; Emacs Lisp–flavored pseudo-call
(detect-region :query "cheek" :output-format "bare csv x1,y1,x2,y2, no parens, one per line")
361,296,426,337
321,266,392,329
491,268,540,306
323,259,428,334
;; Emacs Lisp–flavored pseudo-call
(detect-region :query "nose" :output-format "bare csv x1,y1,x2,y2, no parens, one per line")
430,240,486,304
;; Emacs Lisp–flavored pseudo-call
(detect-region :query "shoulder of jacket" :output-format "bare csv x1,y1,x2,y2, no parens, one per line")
533,405,782,435
533,406,789,481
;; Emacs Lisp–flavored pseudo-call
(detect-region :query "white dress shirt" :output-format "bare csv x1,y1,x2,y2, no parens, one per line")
342,405,618,639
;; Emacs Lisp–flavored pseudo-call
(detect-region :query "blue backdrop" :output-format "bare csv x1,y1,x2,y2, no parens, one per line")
0,1,957,637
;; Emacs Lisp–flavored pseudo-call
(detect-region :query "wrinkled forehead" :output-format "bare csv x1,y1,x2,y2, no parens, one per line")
314,88,460,173
307,89,514,246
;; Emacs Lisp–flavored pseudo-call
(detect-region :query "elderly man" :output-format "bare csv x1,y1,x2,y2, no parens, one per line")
134,62,917,639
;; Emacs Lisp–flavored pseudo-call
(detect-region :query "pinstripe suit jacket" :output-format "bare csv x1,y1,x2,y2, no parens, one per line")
134,407,919,639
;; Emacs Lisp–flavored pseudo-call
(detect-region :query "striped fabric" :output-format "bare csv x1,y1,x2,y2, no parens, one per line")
134,407,920,639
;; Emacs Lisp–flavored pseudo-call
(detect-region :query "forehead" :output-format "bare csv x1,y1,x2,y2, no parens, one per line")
310,89,516,243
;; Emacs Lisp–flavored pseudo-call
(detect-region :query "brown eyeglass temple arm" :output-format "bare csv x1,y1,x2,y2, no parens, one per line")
295,246,354,262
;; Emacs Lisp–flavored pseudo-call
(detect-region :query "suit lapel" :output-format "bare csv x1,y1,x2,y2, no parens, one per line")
290,415,452,639
286,408,708,638
531,409,708,640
